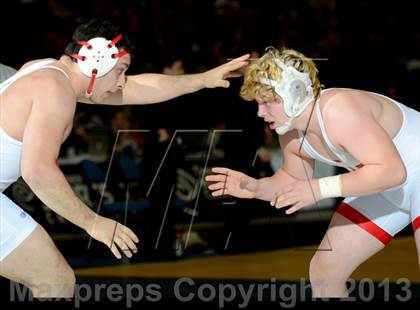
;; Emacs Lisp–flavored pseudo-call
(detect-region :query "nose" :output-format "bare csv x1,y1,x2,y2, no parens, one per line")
116,74,126,90
257,105,266,118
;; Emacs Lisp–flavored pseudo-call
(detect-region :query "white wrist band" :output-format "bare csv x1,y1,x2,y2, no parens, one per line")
318,175,342,199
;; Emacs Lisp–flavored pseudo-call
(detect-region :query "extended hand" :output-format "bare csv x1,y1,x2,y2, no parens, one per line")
202,54,250,88
270,179,322,214
87,216,139,259
205,167,259,199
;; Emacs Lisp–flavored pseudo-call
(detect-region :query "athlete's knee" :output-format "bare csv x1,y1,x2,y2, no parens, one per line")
60,264,76,288
30,261,75,296
53,261,76,289
309,252,347,284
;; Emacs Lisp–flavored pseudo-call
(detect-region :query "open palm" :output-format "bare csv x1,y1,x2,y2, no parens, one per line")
205,167,258,199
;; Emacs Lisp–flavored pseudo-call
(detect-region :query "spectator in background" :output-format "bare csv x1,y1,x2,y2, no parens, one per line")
110,109,143,159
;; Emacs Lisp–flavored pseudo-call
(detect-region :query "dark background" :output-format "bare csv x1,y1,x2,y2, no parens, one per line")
1,0,419,265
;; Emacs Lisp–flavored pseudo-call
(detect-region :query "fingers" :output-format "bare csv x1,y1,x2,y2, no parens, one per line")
211,188,229,197
119,225,139,244
205,174,228,182
118,229,139,252
109,242,122,259
117,224,139,256
227,54,250,63
116,235,137,257
211,167,231,174
218,80,230,88
113,233,137,258
206,167,233,197
108,223,139,259
220,56,249,81
286,202,304,215
225,61,248,73
208,181,227,191
275,197,297,209
205,168,231,182
113,237,133,258
270,192,297,209
225,72,243,79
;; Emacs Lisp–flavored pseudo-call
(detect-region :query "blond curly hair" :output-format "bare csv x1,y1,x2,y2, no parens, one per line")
240,47,324,102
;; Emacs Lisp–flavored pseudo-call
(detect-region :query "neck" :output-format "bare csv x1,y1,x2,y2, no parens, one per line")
58,56,89,98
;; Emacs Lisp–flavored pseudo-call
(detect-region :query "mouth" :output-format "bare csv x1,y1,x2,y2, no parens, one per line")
265,120,277,129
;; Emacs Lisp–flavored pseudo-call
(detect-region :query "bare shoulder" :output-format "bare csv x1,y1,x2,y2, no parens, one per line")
19,58,55,70
321,88,369,125
24,67,75,105
320,89,377,147
25,74,77,130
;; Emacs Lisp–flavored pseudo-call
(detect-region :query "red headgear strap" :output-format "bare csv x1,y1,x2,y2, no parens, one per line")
68,34,129,96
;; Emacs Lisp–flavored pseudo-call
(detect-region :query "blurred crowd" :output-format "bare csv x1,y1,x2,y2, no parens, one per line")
2,0,419,258
2,0,419,158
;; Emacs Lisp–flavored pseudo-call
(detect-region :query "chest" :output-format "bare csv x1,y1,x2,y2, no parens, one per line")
300,133,344,163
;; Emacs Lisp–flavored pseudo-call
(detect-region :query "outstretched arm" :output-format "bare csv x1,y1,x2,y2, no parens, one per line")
87,54,250,105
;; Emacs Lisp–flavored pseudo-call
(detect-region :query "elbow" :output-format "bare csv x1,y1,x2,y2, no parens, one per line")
396,166,407,186
21,167,40,187
21,164,50,188
389,164,407,188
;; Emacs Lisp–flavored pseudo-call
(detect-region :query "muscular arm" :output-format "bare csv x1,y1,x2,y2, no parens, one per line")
122,73,208,105
20,80,96,231
79,54,249,105
254,131,315,201
325,94,407,197
207,130,315,202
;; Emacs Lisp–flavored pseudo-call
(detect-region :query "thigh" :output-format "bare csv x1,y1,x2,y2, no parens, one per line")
1,192,38,261
315,194,411,277
339,193,411,244
0,224,71,287
0,193,70,287
315,211,385,278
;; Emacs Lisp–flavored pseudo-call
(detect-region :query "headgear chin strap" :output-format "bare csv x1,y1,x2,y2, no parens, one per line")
275,118,293,135
69,34,128,96
259,58,314,135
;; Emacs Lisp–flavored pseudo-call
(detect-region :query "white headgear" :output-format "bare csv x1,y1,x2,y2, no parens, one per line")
70,34,128,96
259,58,314,135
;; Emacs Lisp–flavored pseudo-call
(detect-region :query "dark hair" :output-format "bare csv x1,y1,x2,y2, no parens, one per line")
64,18,134,60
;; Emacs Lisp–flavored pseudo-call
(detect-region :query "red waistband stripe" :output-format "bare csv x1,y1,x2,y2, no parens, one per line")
412,217,420,232
337,202,392,245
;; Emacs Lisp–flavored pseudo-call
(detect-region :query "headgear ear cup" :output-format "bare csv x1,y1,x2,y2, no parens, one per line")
69,35,128,96
259,58,314,135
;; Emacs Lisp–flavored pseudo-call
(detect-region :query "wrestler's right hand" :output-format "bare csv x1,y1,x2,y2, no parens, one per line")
205,167,259,199
86,215,139,259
